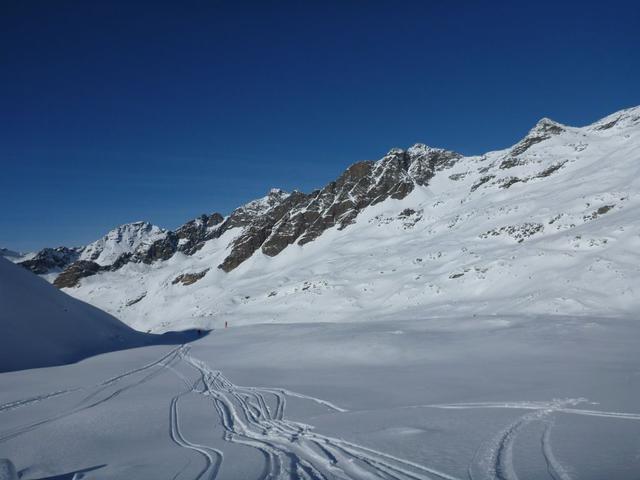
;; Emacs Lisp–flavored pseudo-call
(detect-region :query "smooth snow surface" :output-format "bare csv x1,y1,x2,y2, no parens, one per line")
0,257,149,372
0,316,638,479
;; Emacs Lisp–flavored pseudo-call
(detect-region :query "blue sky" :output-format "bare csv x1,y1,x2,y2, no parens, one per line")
1,0,639,251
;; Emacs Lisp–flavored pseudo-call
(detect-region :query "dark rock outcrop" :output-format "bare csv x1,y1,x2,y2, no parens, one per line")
175,213,224,255
53,260,103,288
138,234,179,263
172,269,210,286
218,145,461,272
19,247,80,275
135,211,226,263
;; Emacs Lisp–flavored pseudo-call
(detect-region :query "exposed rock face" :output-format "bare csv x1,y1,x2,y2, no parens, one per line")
53,260,103,288
172,268,210,286
19,247,80,275
136,212,225,263
137,234,179,263
218,191,305,272
175,213,224,255
219,145,461,272
220,189,290,231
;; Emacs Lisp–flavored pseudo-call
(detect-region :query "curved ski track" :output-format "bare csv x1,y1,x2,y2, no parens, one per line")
426,399,640,480
170,392,224,480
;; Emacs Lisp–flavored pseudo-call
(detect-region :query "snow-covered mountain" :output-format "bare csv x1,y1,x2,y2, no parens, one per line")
79,221,167,266
12,106,640,332
11,221,168,284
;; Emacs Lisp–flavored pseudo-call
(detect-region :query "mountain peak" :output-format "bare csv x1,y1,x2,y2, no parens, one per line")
386,147,405,156
80,221,167,266
407,143,447,154
269,187,288,196
508,117,566,156
239,188,291,214
387,143,460,159
530,117,565,136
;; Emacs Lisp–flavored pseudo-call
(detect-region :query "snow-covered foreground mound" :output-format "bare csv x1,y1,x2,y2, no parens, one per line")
0,257,164,372
0,315,638,479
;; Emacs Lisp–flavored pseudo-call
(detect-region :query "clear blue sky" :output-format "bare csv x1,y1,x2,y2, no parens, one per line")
1,0,638,251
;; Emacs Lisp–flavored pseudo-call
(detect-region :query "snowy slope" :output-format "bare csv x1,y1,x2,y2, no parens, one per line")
0,257,150,372
51,106,640,332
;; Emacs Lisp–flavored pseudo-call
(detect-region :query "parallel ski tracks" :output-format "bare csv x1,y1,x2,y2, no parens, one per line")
0,345,186,444
426,399,640,480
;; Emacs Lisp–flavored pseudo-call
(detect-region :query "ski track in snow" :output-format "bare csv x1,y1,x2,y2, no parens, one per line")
424,401,640,421
0,345,186,419
0,345,186,444
3,346,639,479
541,421,572,480
425,400,639,480
170,392,224,480
0,388,80,414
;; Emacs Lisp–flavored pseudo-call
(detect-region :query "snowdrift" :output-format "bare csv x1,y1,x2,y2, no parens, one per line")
0,257,165,372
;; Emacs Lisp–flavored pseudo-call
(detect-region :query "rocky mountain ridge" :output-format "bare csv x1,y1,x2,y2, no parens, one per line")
9,145,464,285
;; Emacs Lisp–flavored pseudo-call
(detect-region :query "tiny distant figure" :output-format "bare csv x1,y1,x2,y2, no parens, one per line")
197,329,202,337
225,321,228,329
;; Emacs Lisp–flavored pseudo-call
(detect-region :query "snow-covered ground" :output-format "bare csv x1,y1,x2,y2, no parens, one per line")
1,315,639,479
